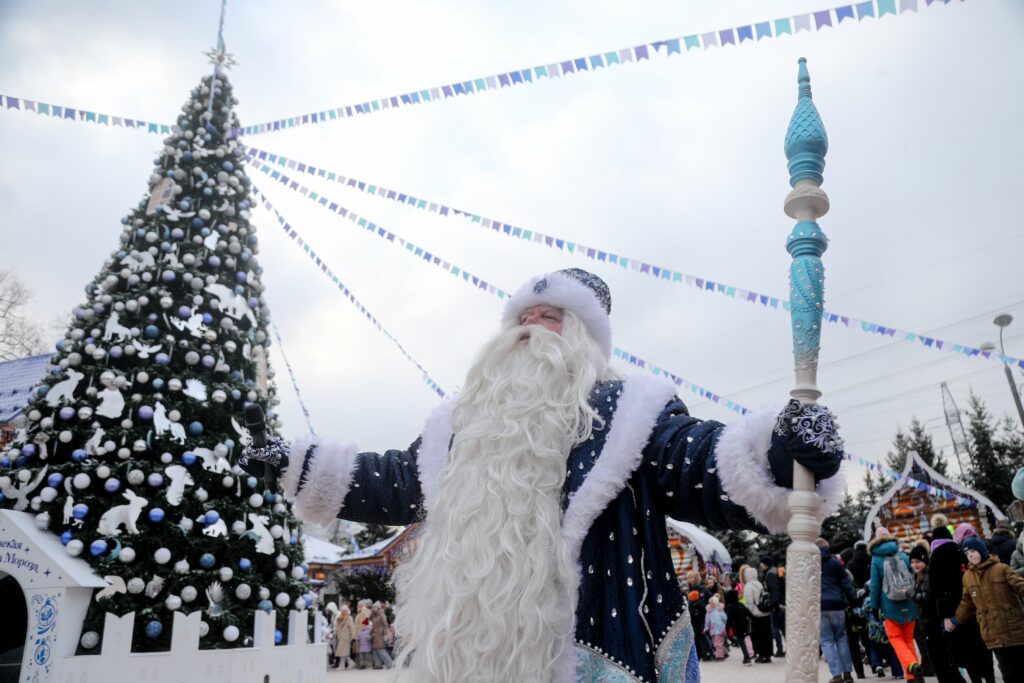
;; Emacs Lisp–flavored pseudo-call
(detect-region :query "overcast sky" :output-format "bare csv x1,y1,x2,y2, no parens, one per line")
1,0,1022,490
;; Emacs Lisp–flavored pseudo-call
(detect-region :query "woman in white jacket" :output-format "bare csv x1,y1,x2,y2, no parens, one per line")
742,565,774,663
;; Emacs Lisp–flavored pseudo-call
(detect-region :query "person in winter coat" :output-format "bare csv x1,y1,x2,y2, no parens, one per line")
987,519,1015,566
742,565,774,663
868,528,924,680
1011,530,1024,578
357,618,373,669
706,596,729,660
847,540,872,588
370,602,394,669
725,588,754,666
333,605,356,669
687,586,715,662
929,522,995,683
760,555,786,657
909,542,963,683
946,537,1024,680
818,537,856,683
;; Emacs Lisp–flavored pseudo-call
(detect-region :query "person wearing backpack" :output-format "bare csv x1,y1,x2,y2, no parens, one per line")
945,537,1024,680
868,527,924,680
818,537,856,683
742,565,775,663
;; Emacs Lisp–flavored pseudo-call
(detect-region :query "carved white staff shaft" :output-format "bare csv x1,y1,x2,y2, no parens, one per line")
783,58,829,683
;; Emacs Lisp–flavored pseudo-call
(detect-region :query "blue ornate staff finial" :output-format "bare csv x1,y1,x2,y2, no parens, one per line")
782,58,831,683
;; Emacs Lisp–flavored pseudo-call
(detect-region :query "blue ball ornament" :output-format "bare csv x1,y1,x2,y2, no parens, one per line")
147,313,158,323
155,353,170,366
178,306,192,319
274,630,283,644
222,161,234,171
171,227,185,240
178,199,190,210
148,508,165,523
239,199,250,210
188,422,204,436
203,187,213,196
207,255,221,268
160,241,173,253
182,451,197,466
55,340,65,352
109,346,123,359
138,406,154,421
47,473,63,488
128,274,141,286
204,510,220,525
104,478,121,493
191,217,204,229
72,504,89,520
239,558,251,570
288,537,297,545
0,459,9,468
230,389,241,400
303,595,311,606
182,151,193,162
201,312,213,325
144,325,160,339
59,407,75,421
135,228,147,238
72,449,87,462
152,378,165,390
60,531,72,545
90,540,108,556
201,355,215,368
84,337,94,346
161,271,176,284
145,621,163,639
14,456,26,468
257,600,273,613
22,444,37,458
199,553,216,569
224,439,235,450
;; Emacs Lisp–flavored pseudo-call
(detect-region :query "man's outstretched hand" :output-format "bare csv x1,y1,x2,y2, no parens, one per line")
238,437,290,480
767,398,844,488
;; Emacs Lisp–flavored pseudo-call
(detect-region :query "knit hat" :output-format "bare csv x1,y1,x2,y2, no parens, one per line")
909,544,929,564
962,537,990,561
759,555,774,567
954,523,979,545
502,268,612,359
932,525,952,541
874,526,891,540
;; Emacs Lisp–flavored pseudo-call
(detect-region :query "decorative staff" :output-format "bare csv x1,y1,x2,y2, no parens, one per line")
783,57,830,683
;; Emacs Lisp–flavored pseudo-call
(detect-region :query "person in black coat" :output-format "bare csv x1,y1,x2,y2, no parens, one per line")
929,524,996,683
760,555,786,657
847,540,871,588
725,588,754,665
910,542,962,682
988,520,1016,566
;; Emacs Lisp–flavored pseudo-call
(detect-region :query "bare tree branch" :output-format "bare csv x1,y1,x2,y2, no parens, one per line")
0,269,46,361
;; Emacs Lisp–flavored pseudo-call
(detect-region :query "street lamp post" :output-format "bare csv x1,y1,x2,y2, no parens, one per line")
992,314,1024,430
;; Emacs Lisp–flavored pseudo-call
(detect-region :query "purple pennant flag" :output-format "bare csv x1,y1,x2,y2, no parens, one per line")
4,97,19,109
719,29,736,45
24,100,35,112
442,85,454,98
546,63,562,77
795,14,811,32
814,10,833,28
634,45,650,60
64,107,77,120
618,48,633,64
498,73,511,87
561,60,575,74
701,32,718,48
900,0,917,11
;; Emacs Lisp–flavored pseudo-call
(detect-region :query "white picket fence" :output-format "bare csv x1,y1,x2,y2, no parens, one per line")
56,609,328,683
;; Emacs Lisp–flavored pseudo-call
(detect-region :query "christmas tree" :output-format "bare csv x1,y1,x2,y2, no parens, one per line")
0,58,311,652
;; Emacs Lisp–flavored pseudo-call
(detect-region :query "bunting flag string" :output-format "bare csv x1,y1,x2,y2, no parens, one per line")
0,94,170,134
251,185,447,398
239,0,957,137
269,321,317,435
263,176,978,508
243,149,1023,373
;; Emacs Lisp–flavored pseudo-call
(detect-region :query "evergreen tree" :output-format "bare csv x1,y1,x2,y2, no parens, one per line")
356,523,396,549
0,64,311,652
885,417,949,476
331,568,395,606
963,393,1014,510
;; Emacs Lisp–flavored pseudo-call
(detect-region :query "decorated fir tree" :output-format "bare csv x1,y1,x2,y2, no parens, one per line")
0,62,312,652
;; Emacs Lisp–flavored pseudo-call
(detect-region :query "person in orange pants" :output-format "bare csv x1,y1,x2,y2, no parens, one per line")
868,528,925,681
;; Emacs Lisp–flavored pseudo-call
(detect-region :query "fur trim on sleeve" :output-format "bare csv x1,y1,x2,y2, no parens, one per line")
416,398,457,514
284,437,360,528
714,408,847,533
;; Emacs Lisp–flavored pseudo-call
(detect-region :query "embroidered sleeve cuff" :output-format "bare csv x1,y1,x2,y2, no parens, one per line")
282,437,360,528
713,408,845,533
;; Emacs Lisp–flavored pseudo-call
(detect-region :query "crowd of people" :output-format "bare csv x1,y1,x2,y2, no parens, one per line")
678,515,1024,682
322,598,396,671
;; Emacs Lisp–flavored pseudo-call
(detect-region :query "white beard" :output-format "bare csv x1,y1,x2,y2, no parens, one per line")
392,314,609,682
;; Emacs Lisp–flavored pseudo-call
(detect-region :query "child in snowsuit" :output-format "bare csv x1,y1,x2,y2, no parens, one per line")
706,596,729,660
725,588,754,665
357,618,373,669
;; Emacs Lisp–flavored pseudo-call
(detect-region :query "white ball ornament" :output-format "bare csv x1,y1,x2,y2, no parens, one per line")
275,570,286,582
35,512,50,529
214,444,228,458
40,487,58,503
119,547,136,563
154,547,172,564
219,567,234,582
72,473,91,489
274,554,289,569
100,371,115,386
224,340,236,353
248,493,264,508
174,560,190,574
28,409,41,422
59,430,73,443
223,625,240,642
66,540,84,556
165,595,182,611
18,470,31,483
95,465,110,479
275,592,291,608
194,488,209,503
222,475,234,488
185,351,200,365
160,452,173,464
117,447,131,460
235,584,252,600
199,621,210,638
30,497,41,512
103,439,116,451
127,469,145,485
133,440,147,453
136,371,149,384
290,566,304,579
40,417,53,430
294,596,305,609
212,389,227,403
272,503,287,514
77,406,93,420
259,587,270,600
80,631,100,649
269,525,284,539
138,295,149,306
127,577,145,594
168,409,181,422
179,518,194,532
231,520,246,535
181,586,198,603
168,378,183,392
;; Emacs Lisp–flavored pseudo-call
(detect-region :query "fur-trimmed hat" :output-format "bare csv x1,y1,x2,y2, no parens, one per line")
502,268,612,359
874,526,892,540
